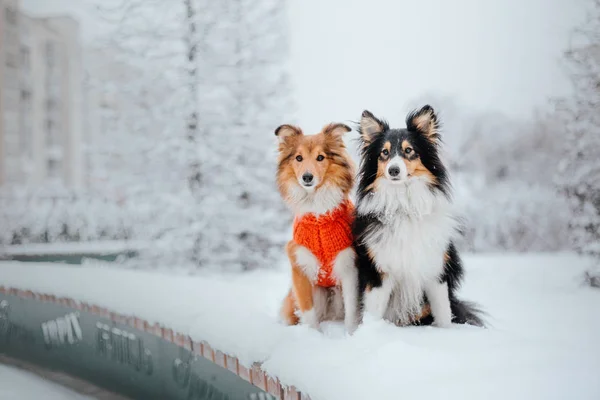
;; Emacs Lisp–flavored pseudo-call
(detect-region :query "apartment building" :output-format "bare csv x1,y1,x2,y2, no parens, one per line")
0,0,82,188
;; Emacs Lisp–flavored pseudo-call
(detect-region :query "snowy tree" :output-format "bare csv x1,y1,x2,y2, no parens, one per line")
88,0,294,270
555,0,600,285
405,94,571,254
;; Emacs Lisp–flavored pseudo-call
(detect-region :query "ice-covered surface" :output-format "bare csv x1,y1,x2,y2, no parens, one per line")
1,253,600,400
0,364,94,400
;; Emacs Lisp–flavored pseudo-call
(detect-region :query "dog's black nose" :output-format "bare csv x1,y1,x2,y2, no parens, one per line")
302,173,314,184
388,166,400,177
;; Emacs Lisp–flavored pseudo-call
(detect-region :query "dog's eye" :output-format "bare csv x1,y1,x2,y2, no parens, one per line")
316,155,325,162
381,149,389,156
296,155,303,162
405,147,413,155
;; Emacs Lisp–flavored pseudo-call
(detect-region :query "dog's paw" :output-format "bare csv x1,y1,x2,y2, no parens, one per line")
300,310,322,332
432,318,452,328
344,320,358,336
361,312,383,326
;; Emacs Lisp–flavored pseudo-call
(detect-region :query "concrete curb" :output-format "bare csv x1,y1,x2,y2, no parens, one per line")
0,285,310,400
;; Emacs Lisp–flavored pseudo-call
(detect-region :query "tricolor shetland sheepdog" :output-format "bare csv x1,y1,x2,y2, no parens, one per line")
353,106,484,327
275,123,359,334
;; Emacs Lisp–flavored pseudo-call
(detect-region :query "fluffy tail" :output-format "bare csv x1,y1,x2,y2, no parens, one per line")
450,297,486,327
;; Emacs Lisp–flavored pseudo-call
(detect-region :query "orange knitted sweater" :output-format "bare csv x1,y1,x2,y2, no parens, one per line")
293,199,355,288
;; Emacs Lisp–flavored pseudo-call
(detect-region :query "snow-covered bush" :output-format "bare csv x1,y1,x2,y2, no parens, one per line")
0,187,134,245
554,0,600,284
454,177,571,252
407,95,573,254
78,0,294,271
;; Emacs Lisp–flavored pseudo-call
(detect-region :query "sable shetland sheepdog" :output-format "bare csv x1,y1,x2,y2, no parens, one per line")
353,106,484,327
275,122,359,333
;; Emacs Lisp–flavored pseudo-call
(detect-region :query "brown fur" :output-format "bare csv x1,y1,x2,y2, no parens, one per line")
401,140,438,183
281,288,300,325
412,109,435,139
275,124,355,208
360,111,386,146
369,138,439,192
410,108,440,143
413,304,432,322
275,123,355,326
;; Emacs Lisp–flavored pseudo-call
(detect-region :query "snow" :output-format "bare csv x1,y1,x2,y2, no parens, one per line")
1,253,599,400
0,364,94,400
8,0,588,266
0,240,146,257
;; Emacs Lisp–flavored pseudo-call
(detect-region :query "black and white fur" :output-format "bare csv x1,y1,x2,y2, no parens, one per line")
353,106,484,327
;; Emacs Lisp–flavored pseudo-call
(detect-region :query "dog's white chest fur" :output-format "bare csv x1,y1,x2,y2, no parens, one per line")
358,179,458,321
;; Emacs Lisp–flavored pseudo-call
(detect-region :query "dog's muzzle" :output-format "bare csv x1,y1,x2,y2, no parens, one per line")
386,156,407,181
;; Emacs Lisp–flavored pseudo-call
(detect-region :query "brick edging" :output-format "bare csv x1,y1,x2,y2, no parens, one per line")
0,285,308,400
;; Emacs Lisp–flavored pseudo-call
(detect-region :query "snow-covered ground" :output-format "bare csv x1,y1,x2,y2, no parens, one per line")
1,253,599,400
0,364,94,400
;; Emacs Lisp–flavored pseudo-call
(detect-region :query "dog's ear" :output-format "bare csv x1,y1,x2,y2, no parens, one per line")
406,105,440,143
274,124,302,143
359,110,385,145
323,123,351,139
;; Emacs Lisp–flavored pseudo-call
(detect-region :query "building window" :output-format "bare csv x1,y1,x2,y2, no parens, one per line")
6,52,17,68
20,47,30,70
21,90,31,102
5,7,17,25
45,41,55,67
46,120,55,146
47,159,61,178
20,123,32,156
46,98,57,111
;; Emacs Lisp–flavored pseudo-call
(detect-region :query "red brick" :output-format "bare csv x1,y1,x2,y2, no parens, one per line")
97,307,109,319
0,286,5,294
192,341,203,356
115,314,128,325
174,333,186,347
134,317,145,330
215,351,226,368
24,290,35,299
283,386,301,400
238,363,251,383
251,363,266,391
162,328,174,342
183,336,193,351
125,316,136,328
266,375,283,399
147,323,162,336
9,288,19,296
202,342,215,362
226,355,239,375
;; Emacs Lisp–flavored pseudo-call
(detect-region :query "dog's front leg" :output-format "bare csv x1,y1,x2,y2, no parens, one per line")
333,247,359,334
287,241,320,330
363,273,394,320
424,280,452,328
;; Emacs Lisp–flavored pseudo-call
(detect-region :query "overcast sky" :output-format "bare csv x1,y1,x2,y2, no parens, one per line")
22,0,586,131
